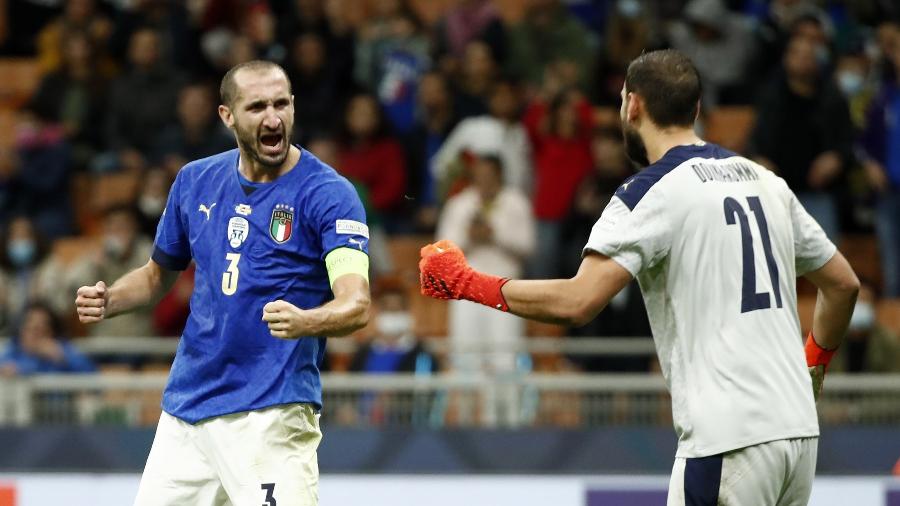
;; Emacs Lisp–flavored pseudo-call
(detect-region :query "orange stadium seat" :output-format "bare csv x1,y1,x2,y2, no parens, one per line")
839,234,881,290
90,170,142,214
704,107,756,154
876,299,900,336
0,58,42,108
52,236,100,266
0,108,21,148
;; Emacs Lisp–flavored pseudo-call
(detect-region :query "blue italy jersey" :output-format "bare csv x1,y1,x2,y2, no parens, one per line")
152,148,369,424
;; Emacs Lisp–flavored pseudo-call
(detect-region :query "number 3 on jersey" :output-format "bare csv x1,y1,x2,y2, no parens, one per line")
723,196,783,313
222,253,241,295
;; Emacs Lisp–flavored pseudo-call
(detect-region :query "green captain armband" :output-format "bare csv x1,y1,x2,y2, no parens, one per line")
325,247,370,287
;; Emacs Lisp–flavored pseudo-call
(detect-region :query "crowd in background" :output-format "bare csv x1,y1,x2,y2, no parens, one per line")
0,0,899,387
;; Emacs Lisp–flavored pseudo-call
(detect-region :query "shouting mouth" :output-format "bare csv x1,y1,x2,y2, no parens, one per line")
259,131,285,156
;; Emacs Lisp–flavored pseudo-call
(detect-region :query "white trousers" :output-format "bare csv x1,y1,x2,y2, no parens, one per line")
134,403,322,506
667,437,817,506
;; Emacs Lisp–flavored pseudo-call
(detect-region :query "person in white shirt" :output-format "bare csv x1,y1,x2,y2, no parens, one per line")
419,49,859,505
436,154,535,426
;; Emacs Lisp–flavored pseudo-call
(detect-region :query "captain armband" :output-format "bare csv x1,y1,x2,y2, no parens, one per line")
325,247,370,287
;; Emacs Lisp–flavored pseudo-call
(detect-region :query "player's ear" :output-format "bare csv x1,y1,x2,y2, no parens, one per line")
218,104,234,129
625,92,642,124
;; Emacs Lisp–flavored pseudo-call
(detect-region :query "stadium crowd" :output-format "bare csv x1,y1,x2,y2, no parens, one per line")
0,0,899,385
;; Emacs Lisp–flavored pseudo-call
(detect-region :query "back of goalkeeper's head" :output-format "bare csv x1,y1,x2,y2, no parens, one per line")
623,49,701,129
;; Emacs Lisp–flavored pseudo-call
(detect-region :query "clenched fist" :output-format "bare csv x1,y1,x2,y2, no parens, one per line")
75,281,109,323
262,300,308,339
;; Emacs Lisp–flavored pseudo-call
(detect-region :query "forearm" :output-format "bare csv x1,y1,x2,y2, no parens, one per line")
106,262,172,318
502,278,594,326
811,285,857,350
300,290,370,337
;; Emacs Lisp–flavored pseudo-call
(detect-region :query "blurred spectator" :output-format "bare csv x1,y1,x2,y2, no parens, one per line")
506,0,595,92
8,114,75,238
349,278,437,375
860,32,900,297
336,93,408,231
277,0,331,44
871,20,900,86
432,0,506,78
523,89,594,279
402,71,460,232
240,3,287,63
667,0,757,107
101,27,184,172
0,217,66,335
749,35,853,241
452,40,499,119
35,0,113,74
67,206,155,338
754,0,830,80
287,32,350,144
832,280,900,373
108,0,202,72
354,0,430,134
135,168,170,238
152,82,233,176
437,154,535,427
593,0,660,107
0,301,95,377
835,49,876,130
433,80,532,199
28,29,109,170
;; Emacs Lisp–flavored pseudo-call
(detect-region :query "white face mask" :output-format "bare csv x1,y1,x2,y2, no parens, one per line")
376,311,412,338
138,195,165,217
837,71,864,96
848,302,875,332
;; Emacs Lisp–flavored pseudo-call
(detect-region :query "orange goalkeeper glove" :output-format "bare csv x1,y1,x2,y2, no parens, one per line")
805,332,837,401
419,239,510,311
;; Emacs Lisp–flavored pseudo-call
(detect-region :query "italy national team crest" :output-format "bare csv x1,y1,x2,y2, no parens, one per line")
269,204,294,243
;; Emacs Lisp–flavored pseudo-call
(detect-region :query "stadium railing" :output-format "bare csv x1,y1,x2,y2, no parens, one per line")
1,371,898,429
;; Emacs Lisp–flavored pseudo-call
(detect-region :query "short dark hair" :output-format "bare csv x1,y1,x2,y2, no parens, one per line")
219,60,290,107
624,49,701,127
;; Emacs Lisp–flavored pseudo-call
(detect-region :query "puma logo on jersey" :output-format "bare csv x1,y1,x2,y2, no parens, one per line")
620,179,633,192
348,237,366,250
199,203,217,220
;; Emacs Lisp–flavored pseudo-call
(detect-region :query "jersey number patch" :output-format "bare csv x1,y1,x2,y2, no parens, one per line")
723,196,783,313
261,483,276,506
222,253,241,296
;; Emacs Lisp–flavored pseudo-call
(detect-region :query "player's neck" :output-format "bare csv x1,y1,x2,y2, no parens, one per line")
644,127,703,165
239,145,301,183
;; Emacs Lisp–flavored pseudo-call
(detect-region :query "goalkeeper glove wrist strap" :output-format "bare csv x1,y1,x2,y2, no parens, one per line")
805,332,837,368
461,271,510,312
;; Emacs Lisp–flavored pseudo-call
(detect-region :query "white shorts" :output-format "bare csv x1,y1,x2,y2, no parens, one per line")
667,437,817,506
134,403,322,506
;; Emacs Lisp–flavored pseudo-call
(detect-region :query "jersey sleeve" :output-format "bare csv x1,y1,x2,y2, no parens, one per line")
790,192,836,275
151,170,192,271
313,178,370,260
582,193,672,277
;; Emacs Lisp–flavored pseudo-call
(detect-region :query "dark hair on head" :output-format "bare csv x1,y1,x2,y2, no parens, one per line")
624,49,701,127
336,92,392,144
220,60,291,108
0,215,51,271
19,299,65,339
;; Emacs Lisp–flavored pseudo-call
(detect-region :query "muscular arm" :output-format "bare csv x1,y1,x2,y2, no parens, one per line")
802,251,860,350
263,274,370,339
76,259,180,323
501,253,633,326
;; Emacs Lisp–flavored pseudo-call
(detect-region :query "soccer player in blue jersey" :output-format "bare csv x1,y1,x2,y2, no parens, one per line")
75,60,371,506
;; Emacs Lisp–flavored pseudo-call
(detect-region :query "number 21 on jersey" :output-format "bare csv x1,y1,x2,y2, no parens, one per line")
723,196,783,313
222,253,241,295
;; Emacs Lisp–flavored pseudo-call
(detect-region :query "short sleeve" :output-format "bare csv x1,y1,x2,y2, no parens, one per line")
151,171,192,271
314,178,369,259
790,193,836,275
582,193,672,277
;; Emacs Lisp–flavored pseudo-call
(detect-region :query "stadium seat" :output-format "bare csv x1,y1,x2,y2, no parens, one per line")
0,58,42,108
90,170,142,214
0,107,21,148
704,107,756,154
876,299,900,336
52,236,100,266
839,234,882,292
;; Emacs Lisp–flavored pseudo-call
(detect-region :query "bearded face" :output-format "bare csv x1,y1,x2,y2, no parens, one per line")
226,68,295,169
622,121,649,167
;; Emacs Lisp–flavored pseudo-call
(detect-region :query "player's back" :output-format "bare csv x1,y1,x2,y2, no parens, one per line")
586,143,836,458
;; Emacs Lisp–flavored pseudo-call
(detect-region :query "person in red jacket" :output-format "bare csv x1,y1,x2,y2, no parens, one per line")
336,93,409,231
523,88,594,278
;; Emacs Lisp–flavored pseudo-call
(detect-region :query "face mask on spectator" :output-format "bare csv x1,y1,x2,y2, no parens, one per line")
837,71,864,96
139,195,166,217
104,236,128,259
7,239,35,268
376,311,412,337
848,301,875,332
617,0,641,18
